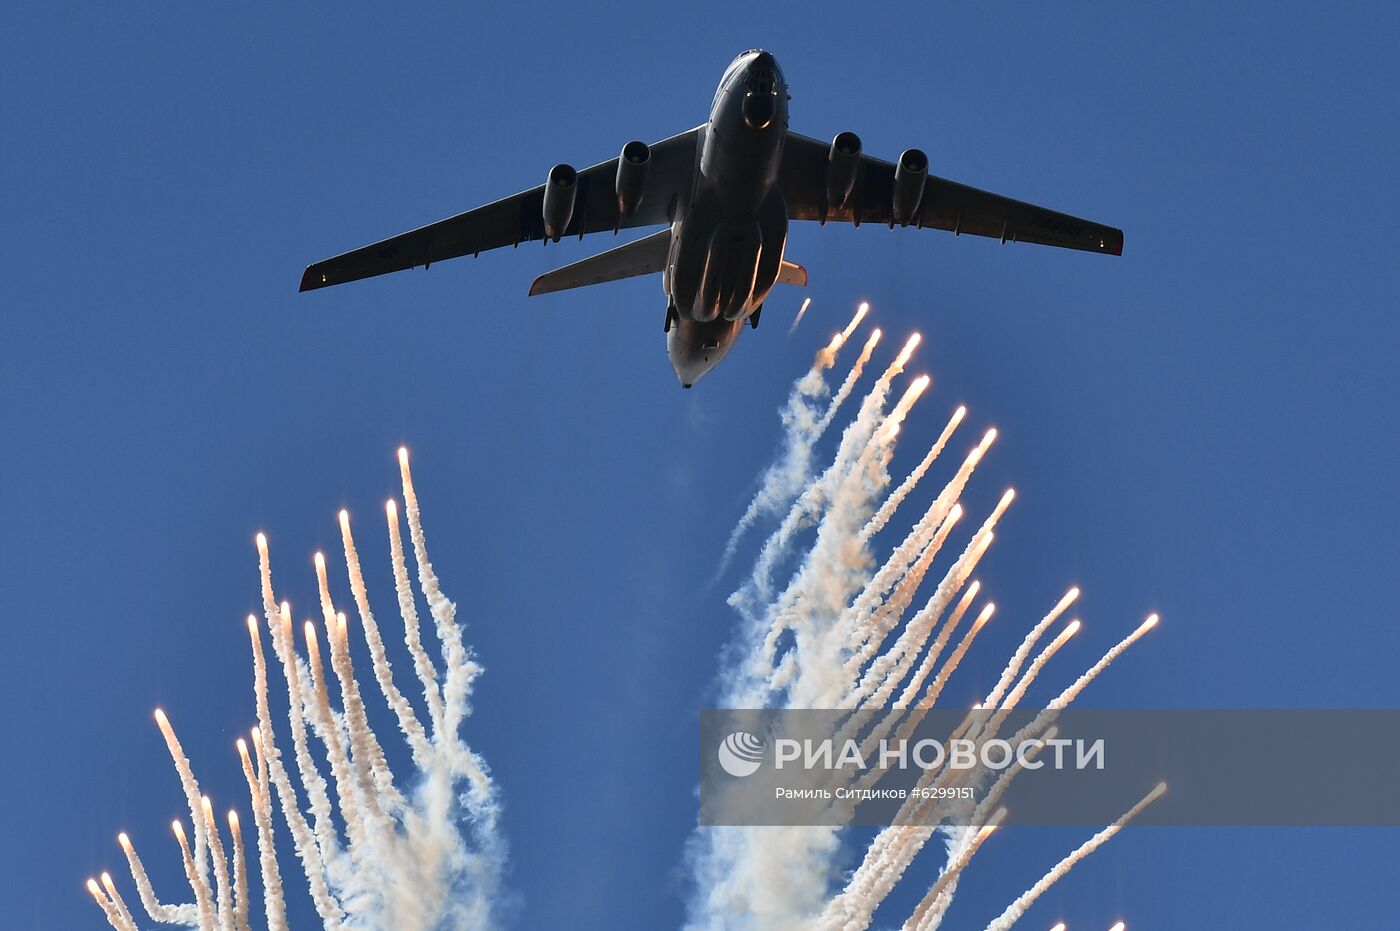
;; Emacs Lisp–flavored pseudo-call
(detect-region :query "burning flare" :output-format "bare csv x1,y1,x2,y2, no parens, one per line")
692,318,1164,931
88,452,505,931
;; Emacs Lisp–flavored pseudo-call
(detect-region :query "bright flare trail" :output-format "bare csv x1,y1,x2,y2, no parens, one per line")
88,451,504,931
691,310,1162,931
83,300,1161,931
722,302,881,573
984,785,1167,931
790,296,814,333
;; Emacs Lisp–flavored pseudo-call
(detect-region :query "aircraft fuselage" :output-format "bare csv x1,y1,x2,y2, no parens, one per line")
299,49,1126,389
664,50,790,388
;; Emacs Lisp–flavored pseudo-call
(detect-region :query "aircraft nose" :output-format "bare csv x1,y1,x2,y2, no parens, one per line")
742,51,781,129
668,318,741,389
670,351,717,389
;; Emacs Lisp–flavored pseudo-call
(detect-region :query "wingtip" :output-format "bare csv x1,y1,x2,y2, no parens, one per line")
299,267,319,292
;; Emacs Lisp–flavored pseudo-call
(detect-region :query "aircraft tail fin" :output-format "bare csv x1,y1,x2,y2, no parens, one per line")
528,229,671,296
777,259,808,287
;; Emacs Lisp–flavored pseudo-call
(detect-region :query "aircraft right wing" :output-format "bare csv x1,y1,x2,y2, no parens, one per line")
779,132,1123,256
300,127,703,292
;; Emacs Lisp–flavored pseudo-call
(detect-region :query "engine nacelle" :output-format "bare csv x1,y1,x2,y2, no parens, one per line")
891,148,928,227
615,140,650,217
542,163,578,242
826,131,862,210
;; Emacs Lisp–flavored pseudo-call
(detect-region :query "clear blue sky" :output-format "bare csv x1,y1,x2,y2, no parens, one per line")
3,2,1398,928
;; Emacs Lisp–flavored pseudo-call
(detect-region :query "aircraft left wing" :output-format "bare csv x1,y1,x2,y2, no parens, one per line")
300,127,702,291
779,132,1123,256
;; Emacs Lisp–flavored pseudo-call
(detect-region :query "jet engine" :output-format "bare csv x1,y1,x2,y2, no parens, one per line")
891,148,928,227
542,163,578,242
826,131,862,210
615,140,650,217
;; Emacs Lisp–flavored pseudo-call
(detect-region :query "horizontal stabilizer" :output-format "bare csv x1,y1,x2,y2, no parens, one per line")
528,229,671,296
777,260,807,287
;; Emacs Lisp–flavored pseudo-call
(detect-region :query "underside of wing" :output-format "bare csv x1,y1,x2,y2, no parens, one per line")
528,229,671,296
779,132,1123,256
300,127,703,291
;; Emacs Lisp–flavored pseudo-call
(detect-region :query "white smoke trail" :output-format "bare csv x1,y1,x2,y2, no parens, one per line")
838,429,997,674
984,588,1080,711
172,820,216,931
863,405,966,542
691,331,942,926
116,831,199,926
269,602,358,918
836,608,1153,930
743,336,929,711
256,539,353,919
997,620,1081,715
742,329,921,630
692,320,1162,931
689,346,933,928
790,296,814,334
910,728,1059,931
198,795,233,931
101,872,140,931
87,878,135,931
894,581,981,710
317,555,401,829
844,597,993,792
910,599,993,709
299,616,377,886
850,491,1012,706
1050,615,1160,710
983,784,1167,931
339,510,434,767
720,304,873,572
765,401,910,706
316,551,407,819
815,328,883,437
227,811,252,931
386,498,447,740
236,734,288,931
397,451,499,829
151,710,217,913
841,596,989,792
91,452,506,931
840,302,871,343
854,610,1094,914
899,702,1071,931
247,612,345,928
905,811,1004,931
850,506,966,685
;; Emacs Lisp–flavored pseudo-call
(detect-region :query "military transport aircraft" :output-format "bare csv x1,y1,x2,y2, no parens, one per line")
300,50,1123,388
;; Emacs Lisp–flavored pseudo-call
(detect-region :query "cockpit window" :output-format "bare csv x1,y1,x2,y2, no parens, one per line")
747,74,775,96
713,51,784,110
